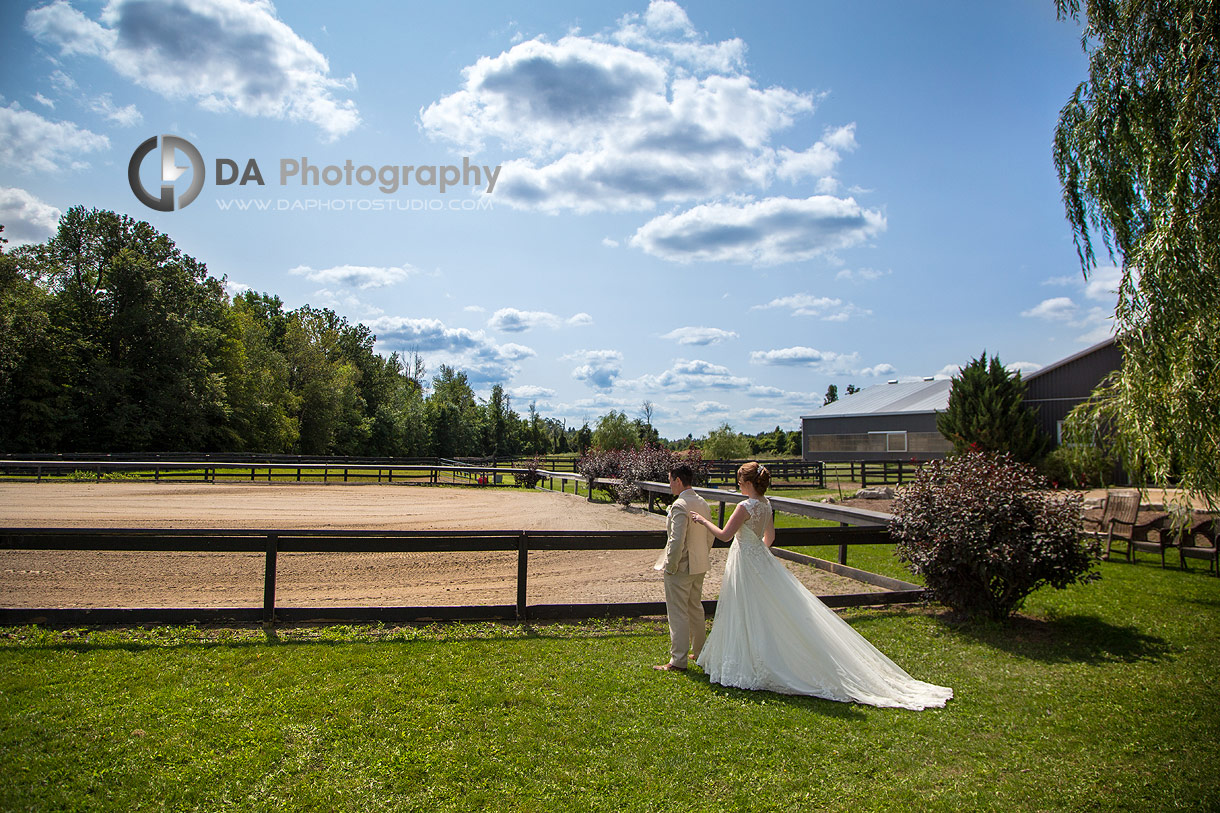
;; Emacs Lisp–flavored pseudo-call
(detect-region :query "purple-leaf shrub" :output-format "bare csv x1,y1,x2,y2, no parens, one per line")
517,456,544,489
890,450,1098,622
577,445,709,505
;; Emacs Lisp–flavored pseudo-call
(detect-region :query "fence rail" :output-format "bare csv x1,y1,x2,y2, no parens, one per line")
0,455,923,489
0,526,922,626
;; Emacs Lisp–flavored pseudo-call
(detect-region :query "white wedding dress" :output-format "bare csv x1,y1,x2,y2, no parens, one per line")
696,498,953,710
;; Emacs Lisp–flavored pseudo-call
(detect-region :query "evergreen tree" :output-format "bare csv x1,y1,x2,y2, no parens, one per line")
824,384,838,405
936,352,1050,464
576,422,593,454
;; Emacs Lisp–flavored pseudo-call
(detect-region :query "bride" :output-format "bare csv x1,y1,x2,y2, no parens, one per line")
689,462,952,710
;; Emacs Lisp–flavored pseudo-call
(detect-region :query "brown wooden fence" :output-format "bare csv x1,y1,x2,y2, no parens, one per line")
0,526,923,626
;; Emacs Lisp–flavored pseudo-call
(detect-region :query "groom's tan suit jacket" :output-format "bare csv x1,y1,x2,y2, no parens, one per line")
656,489,713,575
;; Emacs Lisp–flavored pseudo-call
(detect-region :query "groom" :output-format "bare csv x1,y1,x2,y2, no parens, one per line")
653,463,713,672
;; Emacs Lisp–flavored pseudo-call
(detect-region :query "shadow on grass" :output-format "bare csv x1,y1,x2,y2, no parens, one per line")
947,613,1173,665
680,668,869,719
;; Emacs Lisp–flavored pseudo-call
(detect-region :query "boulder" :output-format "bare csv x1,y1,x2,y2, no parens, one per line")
855,486,895,500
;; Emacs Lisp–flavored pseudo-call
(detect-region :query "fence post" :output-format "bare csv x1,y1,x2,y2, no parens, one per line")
263,533,278,625
719,501,726,526
516,532,528,620
839,522,849,565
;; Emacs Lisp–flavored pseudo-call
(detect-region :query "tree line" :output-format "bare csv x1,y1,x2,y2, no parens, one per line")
0,208,595,457
0,208,806,459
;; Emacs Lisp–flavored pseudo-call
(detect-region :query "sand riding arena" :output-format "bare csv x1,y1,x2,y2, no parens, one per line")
0,483,885,613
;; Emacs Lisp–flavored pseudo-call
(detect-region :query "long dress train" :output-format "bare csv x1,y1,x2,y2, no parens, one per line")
696,498,952,710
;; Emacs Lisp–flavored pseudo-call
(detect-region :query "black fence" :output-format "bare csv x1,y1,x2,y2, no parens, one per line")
0,526,922,626
0,454,927,489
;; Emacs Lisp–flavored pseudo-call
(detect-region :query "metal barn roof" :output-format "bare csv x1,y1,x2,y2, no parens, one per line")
802,378,951,420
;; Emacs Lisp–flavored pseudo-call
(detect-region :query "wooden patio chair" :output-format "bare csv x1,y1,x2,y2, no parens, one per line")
1178,514,1219,576
1083,489,1141,562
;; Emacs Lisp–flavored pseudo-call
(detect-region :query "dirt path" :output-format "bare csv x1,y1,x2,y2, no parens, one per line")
0,483,880,609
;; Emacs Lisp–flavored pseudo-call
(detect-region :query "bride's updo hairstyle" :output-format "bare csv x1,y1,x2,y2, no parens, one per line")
736,461,771,495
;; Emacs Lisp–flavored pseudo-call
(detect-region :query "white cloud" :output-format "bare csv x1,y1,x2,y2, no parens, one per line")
509,385,557,400
601,237,620,247
0,186,62,245
749,346,881,376
25,0,115,56
631,195,885,265
739,406,796,423
289,264,414,289
419,2,881,266
1083,265,1123,302
753,293,841,315
496,343,537,361
421,7,834,216
776,123,857,183
1022,266,1118,345
752,292,872,322
367,316,485,353
630,358,751,392
1007,361,1043,376
1021,296,1077,321
858,363,897,377
27,0,360,141
223,279,251,298
489,307,591,332
32,93,55,109
934,363,963,379
563,349,624,390
49,70,76,93
659,326,738,345
463,304,486,313
368,315,534,385
90,93,142,127
310,288,384,319
1041,274,1077,287
692,400,731,415
0,103,109,172
835,267,888,283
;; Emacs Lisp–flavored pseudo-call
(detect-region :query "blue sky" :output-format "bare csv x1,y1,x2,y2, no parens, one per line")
0,0,1118,440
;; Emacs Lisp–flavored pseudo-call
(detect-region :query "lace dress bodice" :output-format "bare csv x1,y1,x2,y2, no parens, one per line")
737,497,772,543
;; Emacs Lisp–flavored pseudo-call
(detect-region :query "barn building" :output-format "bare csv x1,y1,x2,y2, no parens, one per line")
800,337,1120,462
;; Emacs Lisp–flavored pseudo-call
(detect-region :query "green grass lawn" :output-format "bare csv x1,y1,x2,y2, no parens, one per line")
3,555,1218,812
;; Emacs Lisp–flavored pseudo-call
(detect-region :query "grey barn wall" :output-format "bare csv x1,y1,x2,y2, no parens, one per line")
1023,340,1121,444
802,412,951,462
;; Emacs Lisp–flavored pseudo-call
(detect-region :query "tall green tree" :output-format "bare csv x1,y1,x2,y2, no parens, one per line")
1055,0,1220,507
16,207,232,451
282,306,369,455
824,384,838,406
0,237,60,450
427,364,479,457
937,352,1050,464
592,410,639,451
223,291,297,452
701,422,751,461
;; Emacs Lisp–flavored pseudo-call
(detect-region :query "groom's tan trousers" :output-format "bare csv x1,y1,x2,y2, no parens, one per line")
663,569,706,669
